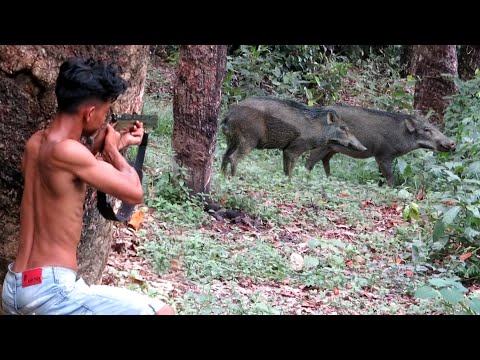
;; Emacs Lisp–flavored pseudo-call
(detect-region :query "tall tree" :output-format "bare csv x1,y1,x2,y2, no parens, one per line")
172,45,227,195
400,45,415,77
458,45,480,81
412,45,458,129
0,45,149,288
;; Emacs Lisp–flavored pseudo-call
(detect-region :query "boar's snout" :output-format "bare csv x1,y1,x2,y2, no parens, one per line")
349,137,367,152
357,143,368,151
440,140,456,152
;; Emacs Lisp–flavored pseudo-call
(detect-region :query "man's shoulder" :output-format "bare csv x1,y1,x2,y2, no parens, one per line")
50,138,94,167
25,130,44,148
52,138,86,153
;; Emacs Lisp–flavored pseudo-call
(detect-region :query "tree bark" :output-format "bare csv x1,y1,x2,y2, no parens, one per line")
413,45,458,129
0,45,149,288
172,45,227,195
458,45,480,81
400,45,415,77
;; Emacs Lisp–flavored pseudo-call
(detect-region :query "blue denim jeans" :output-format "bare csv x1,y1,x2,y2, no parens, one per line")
2,263,166,315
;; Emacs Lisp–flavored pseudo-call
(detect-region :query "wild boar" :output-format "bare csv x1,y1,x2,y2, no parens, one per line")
305,104,456,186
220,97,367,177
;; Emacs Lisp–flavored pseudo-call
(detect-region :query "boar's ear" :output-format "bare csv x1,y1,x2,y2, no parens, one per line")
326,111,337,125
405,117,416,133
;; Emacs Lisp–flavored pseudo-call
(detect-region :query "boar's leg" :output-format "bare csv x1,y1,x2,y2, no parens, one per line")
375,157,395,187
305,148,334,175
283,142,307,177
230,140,257,177
283,150,299,177
305,148,326,171
221,144,237,176
321,152,335,177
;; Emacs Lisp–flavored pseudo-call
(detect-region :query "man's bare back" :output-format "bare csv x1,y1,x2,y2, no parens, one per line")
14,129,91,272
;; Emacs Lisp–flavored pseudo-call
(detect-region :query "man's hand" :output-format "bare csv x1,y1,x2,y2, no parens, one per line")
88,124,108,155
101,124,120,163
117,121,145,150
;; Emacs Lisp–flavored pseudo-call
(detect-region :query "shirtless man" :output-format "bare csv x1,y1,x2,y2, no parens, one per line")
1,57,175,315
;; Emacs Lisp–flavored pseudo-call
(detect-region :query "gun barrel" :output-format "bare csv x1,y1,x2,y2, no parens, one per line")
111,114,158,131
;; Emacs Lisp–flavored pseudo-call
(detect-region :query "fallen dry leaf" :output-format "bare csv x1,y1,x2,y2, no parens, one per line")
301,300,316,308
285,226,303,233
361,199,374,208
280,290,296,298
290,253,304,271
355,255,366,265
415,187,426,200
128,274,146,286
170,259,182,271
459,252,472,262
128,210,145,231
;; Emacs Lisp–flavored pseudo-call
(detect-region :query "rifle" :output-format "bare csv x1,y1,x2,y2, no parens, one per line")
110,113,158,131
97,113,158,222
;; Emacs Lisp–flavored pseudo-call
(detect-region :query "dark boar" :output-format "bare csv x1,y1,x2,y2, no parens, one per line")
220,97,367,177
305,104,456,186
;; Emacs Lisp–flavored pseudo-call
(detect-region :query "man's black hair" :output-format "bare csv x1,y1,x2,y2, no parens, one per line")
55,57,128,113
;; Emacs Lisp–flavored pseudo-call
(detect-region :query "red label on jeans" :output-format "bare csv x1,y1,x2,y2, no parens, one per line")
22,268,43,287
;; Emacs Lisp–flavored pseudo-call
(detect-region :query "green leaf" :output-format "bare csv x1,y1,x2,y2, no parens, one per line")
447,280,468,293
307,239,322,249
329,239,346,249
409,203,420,220
467,298,480,314
397,159,408,175
255,303,270,313
444,170,461,182
303,255,320,269
432,220,445,242
329,255,344,265
305,88,313,100
428,278,450,288
403,203,420,221
466,205,480,219
397,189,411,199
465,227,480,241
439,287,463,305
415,286,438,299
442,206,461,226
444,161,463,170
468,161,480,176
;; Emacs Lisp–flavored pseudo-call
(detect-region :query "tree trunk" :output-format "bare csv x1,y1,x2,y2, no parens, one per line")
172,45,227,195
458,45,480,81
0,45,149,288
400,45,415,77
412,45,458,129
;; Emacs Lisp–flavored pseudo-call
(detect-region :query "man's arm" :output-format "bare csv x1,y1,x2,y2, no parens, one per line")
89,120,144,154
51,138,144,205
116,120,145,151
